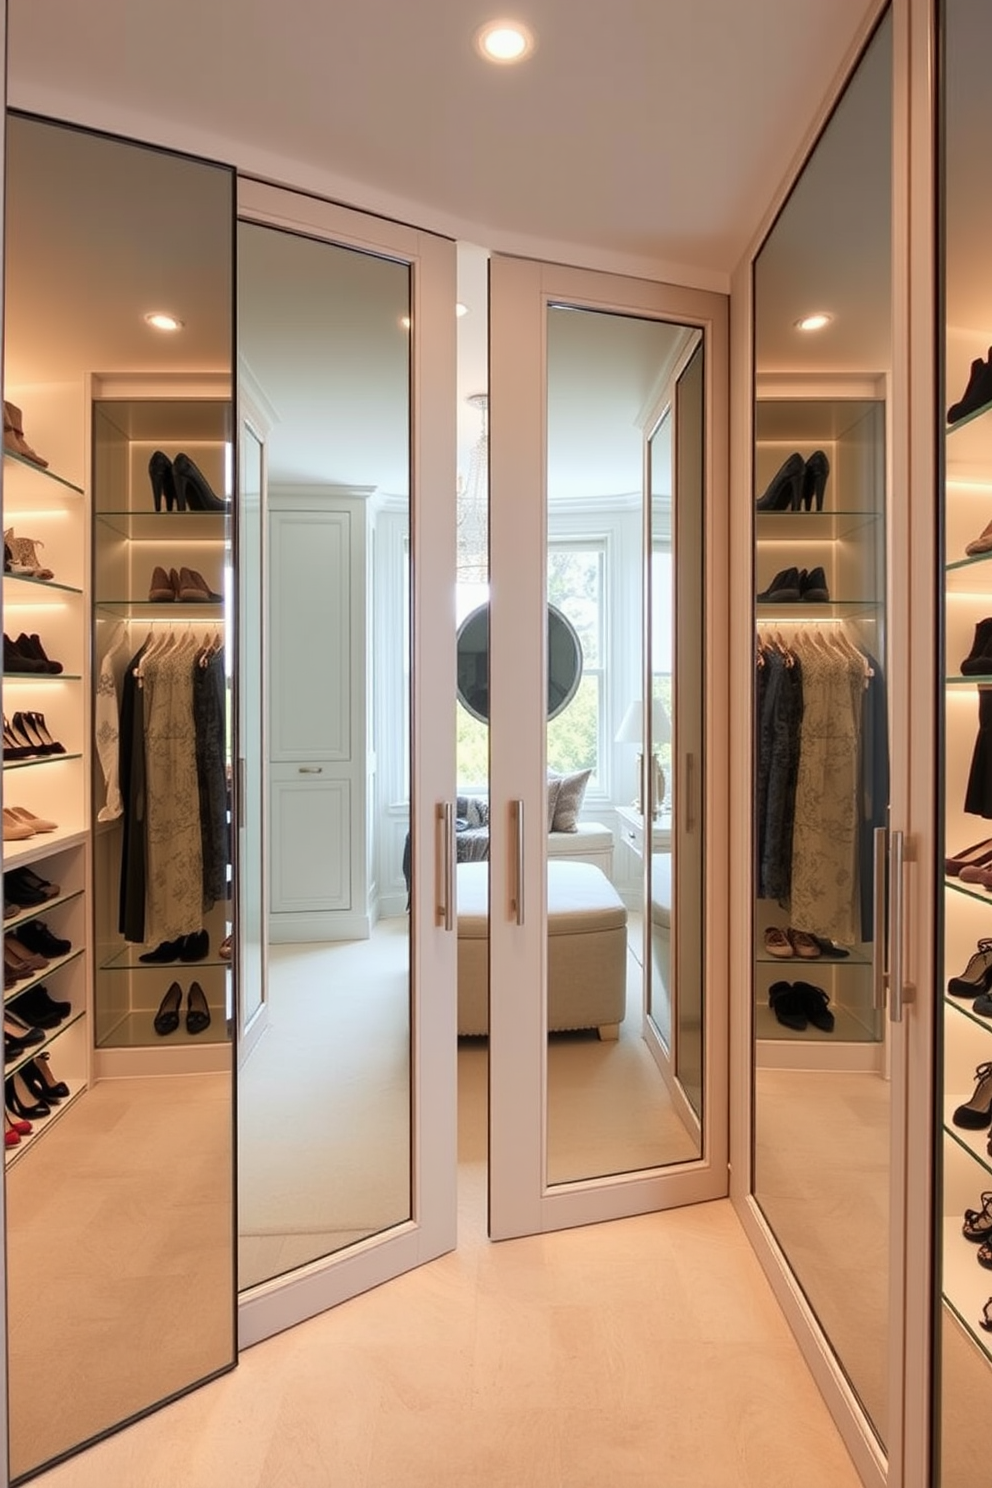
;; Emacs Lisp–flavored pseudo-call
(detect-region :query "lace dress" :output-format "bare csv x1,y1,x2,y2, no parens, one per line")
141,645,205,944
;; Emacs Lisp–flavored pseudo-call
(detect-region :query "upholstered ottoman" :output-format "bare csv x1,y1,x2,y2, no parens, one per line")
457,859,628,1039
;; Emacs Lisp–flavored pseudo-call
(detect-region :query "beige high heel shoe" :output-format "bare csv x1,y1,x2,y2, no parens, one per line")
2,809,35,841
2,402,48,467
967,519,992,556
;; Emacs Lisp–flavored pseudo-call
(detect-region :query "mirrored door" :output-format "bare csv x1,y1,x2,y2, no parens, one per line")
487,256,728,1238
235,181,457,1345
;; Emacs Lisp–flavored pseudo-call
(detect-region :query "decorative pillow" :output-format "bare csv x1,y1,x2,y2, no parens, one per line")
547,777,562,831
549,769,591,833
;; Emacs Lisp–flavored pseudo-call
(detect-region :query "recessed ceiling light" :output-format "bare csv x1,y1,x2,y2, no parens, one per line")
794,312,833,332
456,302,469,318
144,311,184,332
476,19,535,64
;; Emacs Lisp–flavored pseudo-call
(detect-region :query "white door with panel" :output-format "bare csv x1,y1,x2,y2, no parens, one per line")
486,255,729,1239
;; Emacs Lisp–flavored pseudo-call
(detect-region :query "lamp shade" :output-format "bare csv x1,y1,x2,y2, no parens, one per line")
614,698,672,747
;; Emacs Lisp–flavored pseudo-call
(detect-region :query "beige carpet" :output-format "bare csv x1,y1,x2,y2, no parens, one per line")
6,1074,234,1483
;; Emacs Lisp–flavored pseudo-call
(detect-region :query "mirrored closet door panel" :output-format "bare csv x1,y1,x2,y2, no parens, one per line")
3,113,236,1482
751,9,894,1457
234,182,456,1345
488,255,728,1240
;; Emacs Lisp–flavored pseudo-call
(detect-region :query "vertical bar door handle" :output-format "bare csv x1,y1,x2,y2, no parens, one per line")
685,752,695,834
872,825,887,1013
888,828,912,1023
512,799,525,926
437,801,455,931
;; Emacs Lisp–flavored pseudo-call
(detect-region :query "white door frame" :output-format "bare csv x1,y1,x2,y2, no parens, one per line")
487,255,730,1240
235,181,458,1346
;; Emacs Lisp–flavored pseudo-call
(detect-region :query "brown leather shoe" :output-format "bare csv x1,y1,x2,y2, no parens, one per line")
149,565,177,601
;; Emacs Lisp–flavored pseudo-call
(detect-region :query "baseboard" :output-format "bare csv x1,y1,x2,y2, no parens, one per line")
269,912,371,943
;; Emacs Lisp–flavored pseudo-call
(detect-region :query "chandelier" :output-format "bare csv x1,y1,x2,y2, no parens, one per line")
456,392,489,584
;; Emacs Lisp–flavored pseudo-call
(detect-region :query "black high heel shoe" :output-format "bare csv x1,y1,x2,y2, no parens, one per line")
953,1061,992,1129
5,1072,48,1120
756,451,804,512
800,450,829,511
2,716,33,760
23,711,65,754
21,1053,68,1103
11,711,62,756
948,939,992,997
172,453,227,513
148,451,184,513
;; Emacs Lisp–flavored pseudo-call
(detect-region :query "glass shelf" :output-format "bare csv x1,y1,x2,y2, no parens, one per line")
944,876,992,906
947,550,992,574
755,950,873,967
755,509,882,541
99,947,231,972
96,600,223,614
2,573,82,596
3,752,82,771
944,1117,992,1178
3,449,83,494
2,672,81,682
945,992,992,1032
946,674,992,685
755,599,882,619
95,510,227,541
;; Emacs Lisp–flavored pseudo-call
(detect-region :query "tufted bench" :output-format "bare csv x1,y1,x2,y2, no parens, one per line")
456,859,627,1039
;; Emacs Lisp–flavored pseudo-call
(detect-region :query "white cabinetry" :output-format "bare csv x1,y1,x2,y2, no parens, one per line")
268,492,371,941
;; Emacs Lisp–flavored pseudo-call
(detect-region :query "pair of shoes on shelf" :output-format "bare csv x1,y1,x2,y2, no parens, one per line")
946,836,992,876
3,528,53,580
4,868,59,908
4,933,48,978
764,925,822,959
14,919,70,958
756,565,830,603
154,981,211,1036
148,451,227,513
2,808,58,842
768,980,835,1032
4,712,65,759
948,347,992,425
2,401,48,468
148,565,223,603
8,984,69,1032
139,929,209,964
4,1055,66,1122
755,450,830,512
3,632,63,675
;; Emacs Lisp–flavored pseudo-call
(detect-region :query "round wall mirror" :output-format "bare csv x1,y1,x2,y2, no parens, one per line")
456,602,583,724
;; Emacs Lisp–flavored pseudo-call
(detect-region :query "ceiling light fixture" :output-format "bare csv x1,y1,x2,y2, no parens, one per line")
144,311,184,332
476,19,535,64
794,312,833,332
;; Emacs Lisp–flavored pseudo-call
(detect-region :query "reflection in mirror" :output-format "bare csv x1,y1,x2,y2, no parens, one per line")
237,221,411,1288
751,11,892,1447
238,425,266,1046
3,114,236,1479
541,303,704,1185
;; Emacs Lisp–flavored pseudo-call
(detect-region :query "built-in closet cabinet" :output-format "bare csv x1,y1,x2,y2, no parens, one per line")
267,491,371,941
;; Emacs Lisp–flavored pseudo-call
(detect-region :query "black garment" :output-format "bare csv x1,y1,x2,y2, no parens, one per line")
193,648,229,909
966,686,992,817
756,650,804,902
858,653,889,942
118,643,149,942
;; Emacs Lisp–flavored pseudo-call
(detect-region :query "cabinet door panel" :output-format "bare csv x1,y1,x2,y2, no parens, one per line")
269,510,351,761
269,775,351,911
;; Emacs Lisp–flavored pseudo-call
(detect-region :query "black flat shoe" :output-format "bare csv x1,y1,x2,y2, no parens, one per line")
800,566,830,602
153,982,183,1036
179,930,209,962
794,981,835,1032
172,453,227,513
757,566,802,603
139,936,186,964
185,982,211,1035
756,452,804,511
769,981,807,1031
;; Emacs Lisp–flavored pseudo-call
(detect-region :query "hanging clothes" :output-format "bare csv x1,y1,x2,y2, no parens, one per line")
118,639,149,943
755,644,804,903
140,639,206,945
965,685,992,818
95,622,129,822
193,644,229,908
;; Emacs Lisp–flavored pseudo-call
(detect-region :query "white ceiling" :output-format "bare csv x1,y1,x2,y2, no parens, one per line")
4,0,887,497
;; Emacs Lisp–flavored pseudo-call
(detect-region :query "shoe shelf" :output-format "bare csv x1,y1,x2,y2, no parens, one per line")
4,947,85,1007
99,947,231,972
3,1006,86,1081
2,449,84,495
2,672,82,682
755,510,881,542
942,1110,992,1175
4,886,84,934
941,1216,992,1367
1,573,83,597
947,551,992,579
95,511,225,541
947,398,992,437
4,1082,88,1170
3,753,83,772
946,994,992,1035
95,600,223,615
755,949,872,967
755,599,881,620
97,1007,230,1050
946,877,992,906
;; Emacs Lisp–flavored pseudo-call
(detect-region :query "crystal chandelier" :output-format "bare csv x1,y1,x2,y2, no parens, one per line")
456,392,489,584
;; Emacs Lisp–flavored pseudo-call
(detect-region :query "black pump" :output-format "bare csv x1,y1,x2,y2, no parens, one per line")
800,450,830,511
756,452,804,511
148,450,184,512
172,453,227,513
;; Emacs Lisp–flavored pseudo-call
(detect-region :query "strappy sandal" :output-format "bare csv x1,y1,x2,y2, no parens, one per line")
981,1299,992,1333
963,1192,992,1242
977,1238,992,1271
953,1061,992,1129
948,940,992,998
